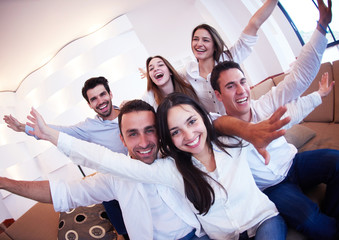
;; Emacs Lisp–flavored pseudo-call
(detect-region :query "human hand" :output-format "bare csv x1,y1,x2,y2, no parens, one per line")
317,0,332,33
26,108,49,140
248,106,290,165
27,108,59,146
138,67,147,79
3,114,25,132
317,72,334,97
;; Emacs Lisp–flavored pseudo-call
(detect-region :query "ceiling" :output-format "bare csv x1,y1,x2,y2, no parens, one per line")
0,0,153,92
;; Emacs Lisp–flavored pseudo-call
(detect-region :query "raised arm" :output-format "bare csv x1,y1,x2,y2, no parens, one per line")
214,106,290,164
316,0,332,35
243,0,278,36
3,114,26,132
26,108,59,146
0,177,52,203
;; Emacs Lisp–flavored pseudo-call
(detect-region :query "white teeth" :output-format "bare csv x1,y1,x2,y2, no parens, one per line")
196,48,205,52
236,97,247,104
187,136,199,146
155,73,163,79
99,104,107,110
139,149,151,154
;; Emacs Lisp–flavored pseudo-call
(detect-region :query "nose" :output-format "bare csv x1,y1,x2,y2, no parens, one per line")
139,133,149,148
183,128,194,141
236,84,245,95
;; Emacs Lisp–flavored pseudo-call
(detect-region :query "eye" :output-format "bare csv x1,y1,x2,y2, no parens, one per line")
226,84,234,89
240,79,247,85
128,132,137,137
188,119,196,125
171,129,179,137
146,128,155,134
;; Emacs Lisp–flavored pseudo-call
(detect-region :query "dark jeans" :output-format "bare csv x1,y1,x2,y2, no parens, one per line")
239,215,287,240
102,200,128,236
264,149,339,240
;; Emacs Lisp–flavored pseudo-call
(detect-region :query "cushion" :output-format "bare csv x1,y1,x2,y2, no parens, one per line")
58,204,117,240
284,124,316,149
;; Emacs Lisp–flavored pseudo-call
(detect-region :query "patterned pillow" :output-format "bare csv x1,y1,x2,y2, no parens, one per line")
58,204,117,240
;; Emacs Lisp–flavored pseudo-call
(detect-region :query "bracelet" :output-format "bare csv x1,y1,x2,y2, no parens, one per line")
317,21,328,33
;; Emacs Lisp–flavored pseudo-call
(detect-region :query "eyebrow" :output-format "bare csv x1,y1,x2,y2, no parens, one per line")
89,91,106,102
224,77,246,87
169,115,194,132
126,125,155,134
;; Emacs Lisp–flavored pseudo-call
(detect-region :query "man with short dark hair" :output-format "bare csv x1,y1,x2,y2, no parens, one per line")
3,76,129,239
210,1,339,238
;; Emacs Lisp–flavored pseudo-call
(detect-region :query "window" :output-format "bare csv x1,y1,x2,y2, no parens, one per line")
279,0,338,47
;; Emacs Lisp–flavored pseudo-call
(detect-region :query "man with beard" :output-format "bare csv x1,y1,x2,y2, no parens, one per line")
3,76,130,239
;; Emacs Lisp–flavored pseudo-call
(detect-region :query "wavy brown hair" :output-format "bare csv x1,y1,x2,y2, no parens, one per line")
146,55,199,106
192,24,233,62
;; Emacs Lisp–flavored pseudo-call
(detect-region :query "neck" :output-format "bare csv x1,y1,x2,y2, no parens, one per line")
198,58,215,79
193,144,216,172
103,108,119,121
159,79,174,96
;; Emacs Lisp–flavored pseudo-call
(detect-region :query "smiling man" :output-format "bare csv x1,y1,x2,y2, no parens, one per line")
1,100,208,240
210,1,339,239
3,76,129,239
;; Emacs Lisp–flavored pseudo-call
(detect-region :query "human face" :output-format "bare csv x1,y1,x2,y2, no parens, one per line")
214,68,251,122
87,85,113,120
148,58,172,88
167,104,209,160
120,111,158,164
191,28,215,61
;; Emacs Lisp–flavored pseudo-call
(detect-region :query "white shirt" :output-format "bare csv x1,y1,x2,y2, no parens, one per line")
57,133,278,240
184,32,258,115
50,172,202,240
142,90,158,110
213,29,327,190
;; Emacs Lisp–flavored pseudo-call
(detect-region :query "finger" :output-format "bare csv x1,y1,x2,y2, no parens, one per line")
272,117,290,131
269,106,287,123
258,148,270,165
26,122,34,128
27,115,36,123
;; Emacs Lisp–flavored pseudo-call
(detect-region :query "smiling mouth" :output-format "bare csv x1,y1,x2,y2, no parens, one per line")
236,97,248,104
154,73,164,80
186,136,200,147
195,48,205,53
98,103,108,110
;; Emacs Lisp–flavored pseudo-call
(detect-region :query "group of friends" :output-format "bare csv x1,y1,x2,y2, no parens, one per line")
2,0,338,239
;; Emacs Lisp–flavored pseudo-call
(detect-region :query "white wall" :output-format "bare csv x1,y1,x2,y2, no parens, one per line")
0,0,307,222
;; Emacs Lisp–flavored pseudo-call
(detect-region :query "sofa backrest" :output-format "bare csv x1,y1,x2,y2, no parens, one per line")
301,62,334,122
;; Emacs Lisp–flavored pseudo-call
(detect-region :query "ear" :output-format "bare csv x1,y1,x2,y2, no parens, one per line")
120,134,127,148
110,91,113,100
214,90,222,102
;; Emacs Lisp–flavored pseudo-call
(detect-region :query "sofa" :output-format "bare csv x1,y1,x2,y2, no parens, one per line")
250,60,339,239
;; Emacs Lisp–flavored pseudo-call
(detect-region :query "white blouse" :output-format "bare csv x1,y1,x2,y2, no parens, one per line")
58,133,278,239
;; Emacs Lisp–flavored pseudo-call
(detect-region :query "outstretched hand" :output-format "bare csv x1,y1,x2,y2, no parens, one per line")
26,108,49,140
247,106,290,165
3,114,25,132
318,72,334,97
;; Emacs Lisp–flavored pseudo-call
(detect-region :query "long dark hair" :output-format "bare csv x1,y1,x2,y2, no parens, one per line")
191,24,233,62
146,55,199,105
156,92,240,215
